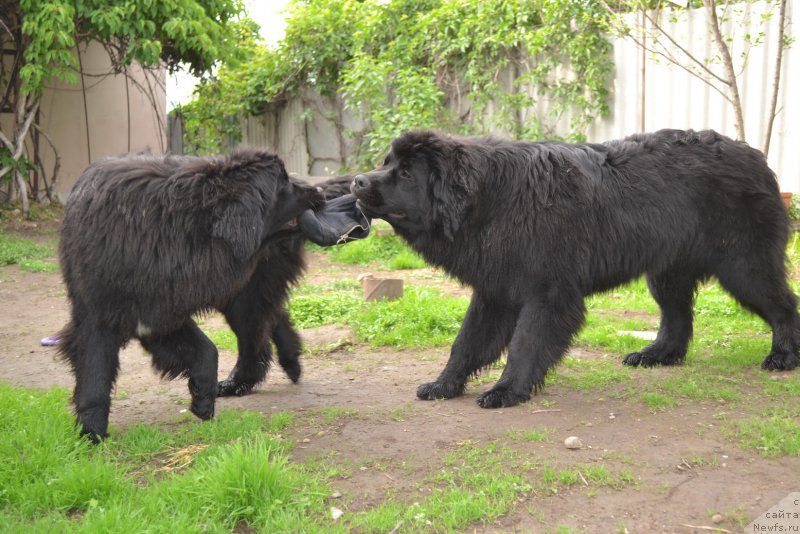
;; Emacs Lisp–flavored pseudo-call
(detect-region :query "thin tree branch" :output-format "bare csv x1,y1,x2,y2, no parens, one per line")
703,0,745,139
598,0,731,102
762,0,787,157
14,169,29,212
0,130,13,152
643,11,730,85
13,100,39,160
32,123,61,197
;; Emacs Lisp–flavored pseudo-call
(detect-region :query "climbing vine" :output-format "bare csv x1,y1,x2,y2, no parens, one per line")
1,0,248,212
184,0,614,167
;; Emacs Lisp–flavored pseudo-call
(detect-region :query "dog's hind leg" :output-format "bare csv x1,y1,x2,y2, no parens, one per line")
714,255,799,371
623,269,700,367
60,317,122,443
418,292,518,401
476,288,586,409
218,285,277,397
272,308,302,383
140,320,218,421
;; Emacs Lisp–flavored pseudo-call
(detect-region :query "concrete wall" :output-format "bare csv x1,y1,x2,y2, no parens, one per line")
242,0,799,191
34,41,166,200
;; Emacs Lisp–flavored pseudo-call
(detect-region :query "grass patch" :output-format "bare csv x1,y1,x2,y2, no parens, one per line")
351,286,469,348
726,409,800,457
0,383,334,532
640,392,679,412
349,440,532,532
506,428,550,443
541,463,636,495
657,372,741,401
328,231,426,269
204,327,238,352
289,289,362,329
388,402,415,422
18,258,59,272
762,375,800,396
0,232,56,266
551,354,632,391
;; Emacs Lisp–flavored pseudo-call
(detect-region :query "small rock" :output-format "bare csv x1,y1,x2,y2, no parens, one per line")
711,514,723,524
330,507,344,520
609,413,616,420
564,436,583,449
330,491,343,499
359,466,368,471
317,431,326,437
302,438,311,443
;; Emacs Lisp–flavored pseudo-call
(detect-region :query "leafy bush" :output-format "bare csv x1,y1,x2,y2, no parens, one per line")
183,0,613,163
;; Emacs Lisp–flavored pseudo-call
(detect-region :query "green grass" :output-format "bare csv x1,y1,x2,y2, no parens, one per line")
505,428,550,442
204,327,238,352
0,232,57,267
0,383,333,532
387,248,427,270
541,463,636,495
18,258,59,272
289,283,363,329
640,392,679,412
349,440,532,533
327,231,427,269
726,409,800,457
351,286,469,348
551,354,632,391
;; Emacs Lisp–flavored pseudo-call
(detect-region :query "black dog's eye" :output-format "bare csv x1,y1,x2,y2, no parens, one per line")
399,169,412,181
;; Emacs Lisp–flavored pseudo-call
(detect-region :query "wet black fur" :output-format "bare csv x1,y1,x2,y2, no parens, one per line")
352,129,800,409
58,149,324,441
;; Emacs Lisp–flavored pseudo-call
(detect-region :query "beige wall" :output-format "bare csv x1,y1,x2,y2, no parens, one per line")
35,41,166,200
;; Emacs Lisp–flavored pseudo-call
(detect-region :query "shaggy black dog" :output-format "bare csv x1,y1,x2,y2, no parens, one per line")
352,129,800,409
217,173,356,397
58,149,323,441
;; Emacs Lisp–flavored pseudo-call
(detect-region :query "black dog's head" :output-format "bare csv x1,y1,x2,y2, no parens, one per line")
351,131,474,242
270,174,326,233
210,150,324,261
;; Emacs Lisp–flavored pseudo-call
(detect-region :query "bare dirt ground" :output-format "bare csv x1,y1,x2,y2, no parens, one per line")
1,219,799,533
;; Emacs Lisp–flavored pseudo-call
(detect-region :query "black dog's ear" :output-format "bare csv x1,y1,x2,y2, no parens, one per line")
430,141,474,241
212,201,264,261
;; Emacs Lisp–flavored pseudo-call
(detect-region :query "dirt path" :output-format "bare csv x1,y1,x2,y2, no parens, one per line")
1,243,798,532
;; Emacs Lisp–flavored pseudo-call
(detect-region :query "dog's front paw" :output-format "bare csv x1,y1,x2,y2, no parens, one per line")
476,388,530,409
762,351,799,371
80,427,107,445
623,351,678,367
190,396,216,421
217,379,255,397
623,347,685,367
417,380,464,400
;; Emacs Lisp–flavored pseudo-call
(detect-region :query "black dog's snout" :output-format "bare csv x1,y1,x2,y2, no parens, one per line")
353,174,369,190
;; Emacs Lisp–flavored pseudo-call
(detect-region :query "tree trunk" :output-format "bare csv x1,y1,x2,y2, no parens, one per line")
0,93,40,215
703,0,746,141
762,0,788,158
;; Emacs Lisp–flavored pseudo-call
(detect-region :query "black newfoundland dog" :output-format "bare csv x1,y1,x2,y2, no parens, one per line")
352,129,800,409
216,173,356,398
59,149,323,441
